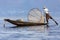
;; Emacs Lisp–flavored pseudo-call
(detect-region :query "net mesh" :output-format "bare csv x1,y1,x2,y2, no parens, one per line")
28,8,44,23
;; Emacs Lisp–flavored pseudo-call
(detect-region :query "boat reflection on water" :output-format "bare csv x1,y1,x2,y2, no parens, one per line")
11,25,49,33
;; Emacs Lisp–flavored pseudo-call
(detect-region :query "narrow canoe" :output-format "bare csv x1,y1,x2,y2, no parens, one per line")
4,19,47,26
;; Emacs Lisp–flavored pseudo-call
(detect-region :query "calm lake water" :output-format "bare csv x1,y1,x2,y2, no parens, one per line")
0,15,60,40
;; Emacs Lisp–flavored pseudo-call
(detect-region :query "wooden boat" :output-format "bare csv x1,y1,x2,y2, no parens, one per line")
4,19,47,26
4,8,48,26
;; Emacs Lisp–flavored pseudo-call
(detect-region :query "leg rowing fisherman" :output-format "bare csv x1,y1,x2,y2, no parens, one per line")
43,6,58,25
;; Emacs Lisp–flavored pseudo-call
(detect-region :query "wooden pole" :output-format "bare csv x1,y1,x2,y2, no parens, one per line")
50,16,58,25
3,20,6,27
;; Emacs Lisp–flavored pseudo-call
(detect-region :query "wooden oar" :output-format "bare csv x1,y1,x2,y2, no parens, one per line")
50,16,58,25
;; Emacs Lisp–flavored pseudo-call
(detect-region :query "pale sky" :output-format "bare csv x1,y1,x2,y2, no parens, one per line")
0,0,60,20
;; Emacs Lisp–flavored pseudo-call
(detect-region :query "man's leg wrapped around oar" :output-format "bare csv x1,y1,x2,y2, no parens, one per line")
46,13,58,25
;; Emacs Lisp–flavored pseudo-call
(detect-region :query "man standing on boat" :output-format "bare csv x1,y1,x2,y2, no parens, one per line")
43,6,58,25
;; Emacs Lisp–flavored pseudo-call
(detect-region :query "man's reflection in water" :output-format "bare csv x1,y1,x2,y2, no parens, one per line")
22,25,49,36
23,25,49,32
